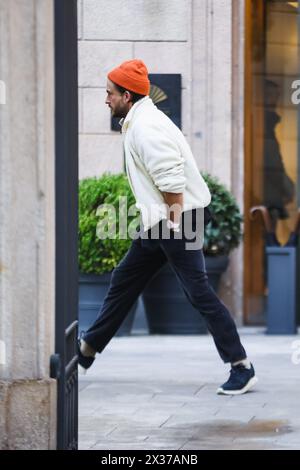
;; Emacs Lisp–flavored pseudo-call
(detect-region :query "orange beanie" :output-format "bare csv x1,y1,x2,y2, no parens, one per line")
108,59,150,96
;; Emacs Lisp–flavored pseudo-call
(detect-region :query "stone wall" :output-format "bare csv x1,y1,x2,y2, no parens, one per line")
78,0,192,178
78,0,245,322
0,0,56,449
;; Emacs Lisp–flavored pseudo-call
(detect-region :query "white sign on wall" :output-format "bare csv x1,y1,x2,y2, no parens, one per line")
0,340,6,365
0,80,6,105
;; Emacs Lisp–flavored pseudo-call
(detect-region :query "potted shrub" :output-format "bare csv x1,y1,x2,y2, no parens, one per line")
201,172,243,285
78,173,140,336
142,172,243,334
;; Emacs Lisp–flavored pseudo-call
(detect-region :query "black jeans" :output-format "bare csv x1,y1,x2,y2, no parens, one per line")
83,209,247,364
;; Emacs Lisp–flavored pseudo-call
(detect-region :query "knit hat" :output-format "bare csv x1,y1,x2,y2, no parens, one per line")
107,59,150,96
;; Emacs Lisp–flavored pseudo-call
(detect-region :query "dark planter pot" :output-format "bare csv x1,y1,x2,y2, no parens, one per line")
142,255,229,335
131,297,149,335
265,246,297,334
205,255,230,292
79,272,137,336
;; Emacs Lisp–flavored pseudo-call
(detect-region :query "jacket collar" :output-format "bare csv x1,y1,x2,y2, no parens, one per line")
119,96,153,134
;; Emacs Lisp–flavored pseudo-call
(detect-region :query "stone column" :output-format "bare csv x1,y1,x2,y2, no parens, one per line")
191,0,245,323
229,0,246,325
191,0,233,181
0,0,56,449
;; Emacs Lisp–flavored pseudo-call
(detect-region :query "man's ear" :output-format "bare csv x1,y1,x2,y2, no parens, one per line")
124,90,132,103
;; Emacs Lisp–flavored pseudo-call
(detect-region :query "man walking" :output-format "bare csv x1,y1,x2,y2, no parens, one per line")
78,59,258,395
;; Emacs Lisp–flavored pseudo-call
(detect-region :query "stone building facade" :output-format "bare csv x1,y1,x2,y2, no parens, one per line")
78,0,245,323
3,0,297,450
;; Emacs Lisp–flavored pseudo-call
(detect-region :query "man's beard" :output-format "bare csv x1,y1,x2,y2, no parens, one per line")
112,105,127,119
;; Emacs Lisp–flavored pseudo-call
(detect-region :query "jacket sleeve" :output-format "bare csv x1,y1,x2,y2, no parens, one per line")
133,122,186,193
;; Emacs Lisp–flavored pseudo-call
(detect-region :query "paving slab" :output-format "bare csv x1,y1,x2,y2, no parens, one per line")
79,328,300,450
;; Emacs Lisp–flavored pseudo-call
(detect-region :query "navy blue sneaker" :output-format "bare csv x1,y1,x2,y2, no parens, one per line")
77,338,95,374
217,363,258,395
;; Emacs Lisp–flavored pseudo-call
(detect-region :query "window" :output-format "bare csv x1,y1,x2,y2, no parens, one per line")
244,0,300,323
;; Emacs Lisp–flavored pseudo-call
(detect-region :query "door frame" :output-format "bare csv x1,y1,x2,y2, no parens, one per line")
244,0,267,324
52,0,79,450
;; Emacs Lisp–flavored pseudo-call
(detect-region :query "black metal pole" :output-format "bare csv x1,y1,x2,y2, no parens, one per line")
54,0,79,450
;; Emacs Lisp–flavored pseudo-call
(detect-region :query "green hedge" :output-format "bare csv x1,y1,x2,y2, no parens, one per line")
202,172,243,256
79,173,139,274
79,172,243,274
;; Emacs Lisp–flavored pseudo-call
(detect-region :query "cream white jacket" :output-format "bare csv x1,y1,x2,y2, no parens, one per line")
120,96,211,231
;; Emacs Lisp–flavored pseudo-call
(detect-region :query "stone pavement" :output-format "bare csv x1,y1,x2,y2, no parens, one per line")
79,328,300,450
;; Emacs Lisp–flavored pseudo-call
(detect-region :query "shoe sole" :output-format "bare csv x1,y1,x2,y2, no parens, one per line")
216,376,258,395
